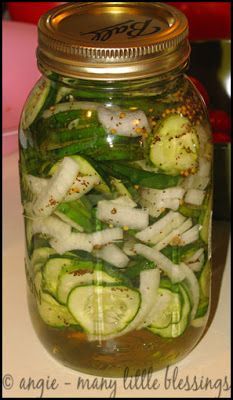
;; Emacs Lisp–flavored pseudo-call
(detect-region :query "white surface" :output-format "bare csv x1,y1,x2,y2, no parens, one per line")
3,152,231,398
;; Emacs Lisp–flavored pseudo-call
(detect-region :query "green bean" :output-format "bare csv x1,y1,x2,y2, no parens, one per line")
97,162,181,189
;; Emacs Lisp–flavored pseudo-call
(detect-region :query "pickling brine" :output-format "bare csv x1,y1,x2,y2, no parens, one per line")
19,2,213,377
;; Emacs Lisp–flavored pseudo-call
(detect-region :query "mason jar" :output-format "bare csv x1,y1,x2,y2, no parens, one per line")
19,2,213,377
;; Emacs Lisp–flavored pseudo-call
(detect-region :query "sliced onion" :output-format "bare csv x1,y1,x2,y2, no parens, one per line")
134,244,186,283
94,243,129,268
97,200,149,230
135,211,186,244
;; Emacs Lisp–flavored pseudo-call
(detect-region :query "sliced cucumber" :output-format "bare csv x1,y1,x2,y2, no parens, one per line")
179,262,200,321
57,268,120,305
34,271,44,300
145,288,181,329
43,258,79,297
31,247,56,274
199,260,211,298
150,115,200,176
199,191,212,244
22,79,51,129
88,268,160,341
37,292,78,328
34,272,77,327
147,284,191,338
195,260,211,318
68,284,141,336
191,314,208,328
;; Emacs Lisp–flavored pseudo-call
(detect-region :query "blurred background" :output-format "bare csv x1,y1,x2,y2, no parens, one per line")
2,2,231,220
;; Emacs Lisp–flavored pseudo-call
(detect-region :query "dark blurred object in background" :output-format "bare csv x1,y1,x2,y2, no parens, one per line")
189,41,231,115
166,2,231,41
6,2,65,24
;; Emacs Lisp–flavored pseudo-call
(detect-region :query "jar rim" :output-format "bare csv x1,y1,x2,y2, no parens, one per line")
37,2,190,81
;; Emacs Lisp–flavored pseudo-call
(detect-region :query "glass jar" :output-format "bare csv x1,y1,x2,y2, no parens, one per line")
19,2,213,377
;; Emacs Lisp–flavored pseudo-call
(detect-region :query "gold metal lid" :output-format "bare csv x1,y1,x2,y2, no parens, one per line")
37,2,190,81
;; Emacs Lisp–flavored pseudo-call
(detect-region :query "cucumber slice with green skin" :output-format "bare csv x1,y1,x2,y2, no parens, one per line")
34,272,78,327
33,262,45,275
31,247,56,265
145,288,182,329
199,260,211,298
43,258,80,297
199,191,212,244
195,260,211,318
147,284,191,338
34,271,44,300
22,79,51,129
191,314,208,328
88,268,160,341
68,285,141,336
159,277,180,293
57,268,121,305
98,162,181,189
30,247,56,274
149,115,200,176
37,292,78,328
